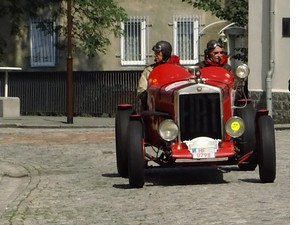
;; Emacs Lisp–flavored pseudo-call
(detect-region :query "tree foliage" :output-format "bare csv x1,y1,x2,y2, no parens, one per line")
0,0,128,59
182,0,248,62
182,0,248,26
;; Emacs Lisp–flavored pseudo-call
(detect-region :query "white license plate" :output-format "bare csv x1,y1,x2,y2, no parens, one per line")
190,147,216,159
184,137,219,159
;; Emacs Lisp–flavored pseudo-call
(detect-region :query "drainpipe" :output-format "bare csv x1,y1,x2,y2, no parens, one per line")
266,0,275,116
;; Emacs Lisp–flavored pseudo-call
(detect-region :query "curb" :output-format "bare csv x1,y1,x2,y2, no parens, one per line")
0,123,290,130
0,116,290,130
0,124,115,129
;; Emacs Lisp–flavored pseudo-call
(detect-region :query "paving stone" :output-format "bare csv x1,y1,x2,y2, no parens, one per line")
0,128,290,225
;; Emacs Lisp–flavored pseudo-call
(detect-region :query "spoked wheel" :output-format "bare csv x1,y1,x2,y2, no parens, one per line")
128,116,145,188
236,102,257,171
115,105,132,178
257,115,276,183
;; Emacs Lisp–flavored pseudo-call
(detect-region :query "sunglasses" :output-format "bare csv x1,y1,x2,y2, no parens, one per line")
213,51,223,55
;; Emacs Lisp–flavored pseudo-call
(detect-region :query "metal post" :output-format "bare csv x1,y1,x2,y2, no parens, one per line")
66,0,74,124
0,67,22,97
4,71,8,97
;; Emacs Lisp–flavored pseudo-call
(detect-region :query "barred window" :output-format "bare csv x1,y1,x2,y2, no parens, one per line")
121,16,147,66
173,16,199,65
30,18,56,67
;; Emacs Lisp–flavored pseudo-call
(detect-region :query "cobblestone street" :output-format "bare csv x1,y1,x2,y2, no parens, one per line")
0,128,290,225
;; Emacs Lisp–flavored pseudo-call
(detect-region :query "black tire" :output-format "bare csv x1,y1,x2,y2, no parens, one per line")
128,118,145,188
236,103,257,171
257,115,276,183
115,106,132,178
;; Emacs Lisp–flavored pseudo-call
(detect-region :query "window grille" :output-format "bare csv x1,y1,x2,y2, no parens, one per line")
121,16,147,66
30,18,56,67
173,16,199,65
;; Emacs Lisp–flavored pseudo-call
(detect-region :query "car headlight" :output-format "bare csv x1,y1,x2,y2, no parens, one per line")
225,116,245,138
159,119,179,141
235,64,250,79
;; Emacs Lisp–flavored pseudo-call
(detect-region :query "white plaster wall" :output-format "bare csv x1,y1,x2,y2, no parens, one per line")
248,0,290,92
273,0,290,91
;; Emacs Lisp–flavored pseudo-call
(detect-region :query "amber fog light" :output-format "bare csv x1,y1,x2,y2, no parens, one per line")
225,116,245,138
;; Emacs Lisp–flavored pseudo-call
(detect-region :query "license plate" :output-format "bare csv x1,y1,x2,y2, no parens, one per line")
184,137,219,159
190,147,216,159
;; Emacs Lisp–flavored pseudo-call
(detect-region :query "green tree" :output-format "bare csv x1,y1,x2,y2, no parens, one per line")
0,0,128,60
182,0,248,62
182,0,248,26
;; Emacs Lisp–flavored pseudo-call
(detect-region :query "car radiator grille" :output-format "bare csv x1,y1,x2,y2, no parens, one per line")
179,93,222,141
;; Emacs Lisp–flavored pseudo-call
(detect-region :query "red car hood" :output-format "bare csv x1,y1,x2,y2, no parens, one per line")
148,63,234,90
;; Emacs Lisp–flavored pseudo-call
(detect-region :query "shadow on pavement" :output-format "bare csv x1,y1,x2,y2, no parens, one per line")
107,166,229,189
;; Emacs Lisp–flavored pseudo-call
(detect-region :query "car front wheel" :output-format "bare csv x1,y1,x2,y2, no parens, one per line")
128,117,145,188
257,115,276,183
115,105,132,178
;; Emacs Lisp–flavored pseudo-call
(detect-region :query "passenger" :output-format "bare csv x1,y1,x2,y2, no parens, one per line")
168,54,180,65
137,40,176,111
137,40,173,97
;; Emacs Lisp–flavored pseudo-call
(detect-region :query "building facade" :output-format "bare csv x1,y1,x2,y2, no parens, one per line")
0,0,235,71
248,0,290,123
0,0,290,123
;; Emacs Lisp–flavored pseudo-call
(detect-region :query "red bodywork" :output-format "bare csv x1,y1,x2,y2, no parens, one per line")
116,61,276,187
142,63,237,163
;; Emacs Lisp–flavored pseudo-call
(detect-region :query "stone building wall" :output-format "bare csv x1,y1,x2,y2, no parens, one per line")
249,91,290,124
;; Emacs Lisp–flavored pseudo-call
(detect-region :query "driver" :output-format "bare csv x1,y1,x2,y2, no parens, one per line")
197,40,248,98
196,39,234,74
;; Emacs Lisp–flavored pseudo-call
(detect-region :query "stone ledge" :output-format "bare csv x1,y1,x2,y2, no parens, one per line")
0,97,20,117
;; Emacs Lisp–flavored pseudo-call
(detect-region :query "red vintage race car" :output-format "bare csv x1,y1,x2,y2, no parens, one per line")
115,63,276,188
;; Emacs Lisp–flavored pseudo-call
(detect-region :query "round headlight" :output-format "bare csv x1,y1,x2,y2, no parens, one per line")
236,64,250,79
225,116,245,138
159,119,179,141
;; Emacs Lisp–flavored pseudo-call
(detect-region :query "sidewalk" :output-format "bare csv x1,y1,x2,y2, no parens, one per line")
0,115,290,129
0,116,115,128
